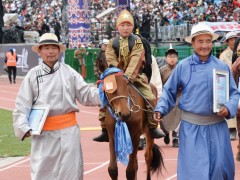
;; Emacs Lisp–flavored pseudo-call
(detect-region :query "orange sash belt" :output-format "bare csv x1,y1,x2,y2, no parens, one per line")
43,112,77,131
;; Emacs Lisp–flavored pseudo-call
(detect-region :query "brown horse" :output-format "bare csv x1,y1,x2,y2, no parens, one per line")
231,58,240,161
101,70,164,180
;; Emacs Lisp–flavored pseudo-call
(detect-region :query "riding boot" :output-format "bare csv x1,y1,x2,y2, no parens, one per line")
146,100,165,139
93,108,109,142
93,128,109,142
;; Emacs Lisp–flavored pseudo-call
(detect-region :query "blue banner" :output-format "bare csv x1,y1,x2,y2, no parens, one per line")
68,0,91,48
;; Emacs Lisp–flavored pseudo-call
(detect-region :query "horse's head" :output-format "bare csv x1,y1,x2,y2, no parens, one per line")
232,58,240,81
103,72,132,122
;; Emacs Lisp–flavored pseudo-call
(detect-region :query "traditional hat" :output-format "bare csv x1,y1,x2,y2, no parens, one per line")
225,31,238,42
165,44,178,56
116,10,134,28
32,33,66,53
185,23,219,43
102,39,109,45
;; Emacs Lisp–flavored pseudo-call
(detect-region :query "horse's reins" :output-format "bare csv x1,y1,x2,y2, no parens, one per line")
106,83,155,113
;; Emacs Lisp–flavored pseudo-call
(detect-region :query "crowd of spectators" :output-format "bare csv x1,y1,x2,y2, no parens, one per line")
90,0,240,43
1,0,240,44
2,0,62,43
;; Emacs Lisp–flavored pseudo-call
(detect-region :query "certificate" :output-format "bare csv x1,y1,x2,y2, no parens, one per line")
213,69,229,113
28,105,50,135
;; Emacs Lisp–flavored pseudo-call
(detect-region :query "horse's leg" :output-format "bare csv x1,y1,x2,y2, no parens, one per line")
144,132,154,180
145,131,165,180
106,114,118,180
236,131,240,161
237,112,240,161
126,135,139,180
108,137,118,180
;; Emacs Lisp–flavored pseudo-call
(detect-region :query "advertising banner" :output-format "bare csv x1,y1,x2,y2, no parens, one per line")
0,44,64,76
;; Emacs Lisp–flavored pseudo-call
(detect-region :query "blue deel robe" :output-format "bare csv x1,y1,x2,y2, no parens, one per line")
155,53,239,180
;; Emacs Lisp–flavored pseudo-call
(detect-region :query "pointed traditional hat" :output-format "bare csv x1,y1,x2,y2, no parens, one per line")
116,10,134,28
165,43,178,56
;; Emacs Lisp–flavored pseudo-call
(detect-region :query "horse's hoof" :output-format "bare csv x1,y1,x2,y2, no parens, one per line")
164,133,170,145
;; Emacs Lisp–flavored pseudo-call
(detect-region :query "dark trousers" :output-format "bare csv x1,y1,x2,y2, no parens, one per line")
7,66,17,83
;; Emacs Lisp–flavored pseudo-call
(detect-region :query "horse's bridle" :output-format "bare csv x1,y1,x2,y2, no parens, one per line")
106,91,141,113
105,81,153,115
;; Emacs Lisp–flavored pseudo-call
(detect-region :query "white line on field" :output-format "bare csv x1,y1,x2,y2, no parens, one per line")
0,158,30,172
84,160,109,175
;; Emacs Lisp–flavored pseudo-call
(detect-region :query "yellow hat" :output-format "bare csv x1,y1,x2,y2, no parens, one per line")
116,10,134,28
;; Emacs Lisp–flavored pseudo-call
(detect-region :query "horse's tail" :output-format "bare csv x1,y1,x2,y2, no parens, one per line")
151,143,165,175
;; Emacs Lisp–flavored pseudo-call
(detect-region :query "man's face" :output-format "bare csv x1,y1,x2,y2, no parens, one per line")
192,34,213,61
166,53,178,66
38,44,60,67
227,37,237,51
117,22,134,38
101,44,107,51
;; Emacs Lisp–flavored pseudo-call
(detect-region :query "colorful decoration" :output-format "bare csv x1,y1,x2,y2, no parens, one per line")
116,0,130,13
68,0,91,48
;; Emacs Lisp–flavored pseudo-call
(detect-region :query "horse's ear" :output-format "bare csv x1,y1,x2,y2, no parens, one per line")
104,74,117,94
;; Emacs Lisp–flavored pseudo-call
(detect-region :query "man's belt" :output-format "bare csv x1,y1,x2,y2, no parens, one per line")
43,112,77,131
181,110,224,125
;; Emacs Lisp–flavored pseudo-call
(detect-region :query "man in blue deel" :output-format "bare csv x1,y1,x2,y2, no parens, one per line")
153,23,239,180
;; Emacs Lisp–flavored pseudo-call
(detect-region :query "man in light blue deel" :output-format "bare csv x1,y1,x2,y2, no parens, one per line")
154,23,239,180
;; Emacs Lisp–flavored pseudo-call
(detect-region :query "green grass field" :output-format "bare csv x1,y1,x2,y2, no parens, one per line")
0,109,31,157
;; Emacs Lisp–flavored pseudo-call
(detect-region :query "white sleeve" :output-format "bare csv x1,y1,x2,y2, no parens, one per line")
150,55,162,98
13,74,34,140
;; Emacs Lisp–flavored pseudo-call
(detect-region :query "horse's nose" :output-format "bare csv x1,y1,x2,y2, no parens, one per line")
121,112,131,122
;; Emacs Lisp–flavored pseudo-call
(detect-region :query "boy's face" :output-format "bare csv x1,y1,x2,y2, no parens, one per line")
117,22,134,38
166,53,178,66
101,44,107,51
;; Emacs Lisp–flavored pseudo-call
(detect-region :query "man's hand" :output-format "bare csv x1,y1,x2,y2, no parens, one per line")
24,130,32,138
153,112,162,122
217,106,229,117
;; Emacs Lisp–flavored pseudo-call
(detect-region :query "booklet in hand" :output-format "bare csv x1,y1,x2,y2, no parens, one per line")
28,105,50,135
